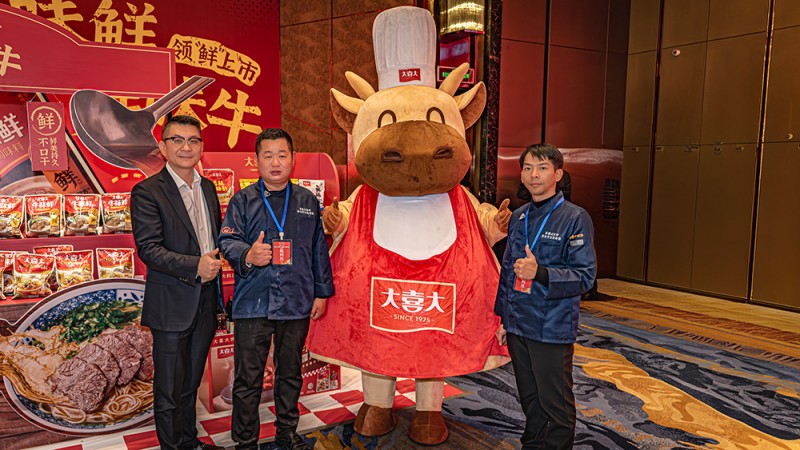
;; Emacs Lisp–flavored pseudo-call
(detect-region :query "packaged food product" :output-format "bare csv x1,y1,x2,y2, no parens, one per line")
0,253,5,299
96,248,135,279
203,168,235,212
24,194,62,237
101,193,132,234
13,253,55,298
0,251,18,298
33,245,74,256
0,195,24,238
297,179,325,207
55,250,94,290
33,245,73,293
64,194,100,236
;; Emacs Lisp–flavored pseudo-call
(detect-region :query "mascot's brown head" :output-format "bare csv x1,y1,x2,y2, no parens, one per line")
330,63,486,197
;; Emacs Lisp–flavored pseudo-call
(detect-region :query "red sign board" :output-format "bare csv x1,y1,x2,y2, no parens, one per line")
370,276,456,334
0,103,27,177
0,4,175,97
27,102,68,171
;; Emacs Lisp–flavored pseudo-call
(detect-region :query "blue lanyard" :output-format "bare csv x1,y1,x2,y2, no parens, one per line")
524,197,564,250
260,180,290,239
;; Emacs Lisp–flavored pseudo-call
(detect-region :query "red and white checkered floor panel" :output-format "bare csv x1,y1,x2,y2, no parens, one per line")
34,368,464,450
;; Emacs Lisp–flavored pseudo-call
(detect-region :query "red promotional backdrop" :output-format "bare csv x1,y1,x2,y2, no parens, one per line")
0,0,280,194
0,2,281,447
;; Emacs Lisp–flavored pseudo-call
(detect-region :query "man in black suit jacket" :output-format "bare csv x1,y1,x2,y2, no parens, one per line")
131,115,223,450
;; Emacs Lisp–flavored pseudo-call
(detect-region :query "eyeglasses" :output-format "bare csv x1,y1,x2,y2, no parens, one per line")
164,136,202,146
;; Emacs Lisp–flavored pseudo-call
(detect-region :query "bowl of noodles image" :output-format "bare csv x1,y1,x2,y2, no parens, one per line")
0,279,153,435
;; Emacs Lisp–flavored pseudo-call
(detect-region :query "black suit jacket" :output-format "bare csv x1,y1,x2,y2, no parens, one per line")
131,166,223,332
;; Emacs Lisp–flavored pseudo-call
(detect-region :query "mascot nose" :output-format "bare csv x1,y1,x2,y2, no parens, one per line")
382,149,404,162
433,147,453,160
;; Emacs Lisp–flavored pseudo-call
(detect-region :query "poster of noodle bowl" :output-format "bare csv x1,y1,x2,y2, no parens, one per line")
0,279,153,434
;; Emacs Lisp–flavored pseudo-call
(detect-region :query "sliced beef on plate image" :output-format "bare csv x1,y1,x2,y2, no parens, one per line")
48,357,108,413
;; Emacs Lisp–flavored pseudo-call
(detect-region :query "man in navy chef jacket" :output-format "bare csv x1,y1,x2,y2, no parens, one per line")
219,128,334,450
495,143,596,450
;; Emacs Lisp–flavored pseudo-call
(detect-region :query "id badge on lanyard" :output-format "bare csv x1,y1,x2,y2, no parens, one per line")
260,180,293,265
513,197,564,293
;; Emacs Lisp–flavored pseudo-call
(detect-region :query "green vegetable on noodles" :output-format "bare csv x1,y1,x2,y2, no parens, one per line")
51,300,141,344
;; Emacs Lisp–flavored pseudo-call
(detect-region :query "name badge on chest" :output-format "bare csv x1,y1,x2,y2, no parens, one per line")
514,276,532,294
272,239,292,265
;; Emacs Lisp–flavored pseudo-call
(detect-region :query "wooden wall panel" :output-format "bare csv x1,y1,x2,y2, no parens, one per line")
751,142,800,308
498,40,544,147
647,145,700,288
617,146,651,280
546,46,606,148
550,0,609,51
691,144,757,298
763,26,800,143
707,0,769,40
700,33,766,145
656,42,706,146
628,0,661,53
662,0,709,47
623,51,657,147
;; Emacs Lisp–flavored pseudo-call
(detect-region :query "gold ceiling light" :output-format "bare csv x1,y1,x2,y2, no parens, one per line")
440,0,485,34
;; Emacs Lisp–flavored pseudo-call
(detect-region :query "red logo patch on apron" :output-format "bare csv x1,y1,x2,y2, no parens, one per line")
370,277,456,334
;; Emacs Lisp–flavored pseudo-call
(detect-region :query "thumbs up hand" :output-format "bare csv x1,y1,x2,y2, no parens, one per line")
198,248,222,282
494,198,511,234
322,196,343,234
246,231,273,266
513,244,538,280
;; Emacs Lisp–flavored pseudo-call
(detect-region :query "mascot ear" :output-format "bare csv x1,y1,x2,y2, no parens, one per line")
330,88,364,134
455,82,486,130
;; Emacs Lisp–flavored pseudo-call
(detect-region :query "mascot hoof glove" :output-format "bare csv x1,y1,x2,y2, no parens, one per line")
408,410,449,446
354,403,396,437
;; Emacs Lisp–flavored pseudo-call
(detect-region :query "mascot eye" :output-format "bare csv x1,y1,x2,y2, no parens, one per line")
378,110,397,128
426,107,446,125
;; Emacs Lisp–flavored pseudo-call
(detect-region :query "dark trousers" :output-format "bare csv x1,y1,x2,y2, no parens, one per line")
507,332,576,450
151,284,217,450
231,317,310,449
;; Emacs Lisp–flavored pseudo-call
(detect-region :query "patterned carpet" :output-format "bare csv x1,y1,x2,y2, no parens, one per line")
271,296,800,449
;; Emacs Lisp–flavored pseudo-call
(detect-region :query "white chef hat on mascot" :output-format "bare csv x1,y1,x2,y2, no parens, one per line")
373,6,437,90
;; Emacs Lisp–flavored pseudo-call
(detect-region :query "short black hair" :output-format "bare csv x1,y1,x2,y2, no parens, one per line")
519,143,564,170
255,128,294,154
162,115,202,139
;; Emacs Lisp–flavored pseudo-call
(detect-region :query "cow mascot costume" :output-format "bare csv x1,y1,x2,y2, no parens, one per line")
307,6,510,445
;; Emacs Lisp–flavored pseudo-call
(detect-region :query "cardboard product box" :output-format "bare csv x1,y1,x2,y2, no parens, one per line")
200,332,340,413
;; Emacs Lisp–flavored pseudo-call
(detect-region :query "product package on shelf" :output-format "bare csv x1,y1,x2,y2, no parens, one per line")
64,194,101,236
0,195,24,238
24,194,62,237
55,250,94,290
199,334,340,413
296,179,325,208
0,251,21,299
96,248,135,279
203,168,235,217
32,245,73,293
101,193,132,234
13,253,55,299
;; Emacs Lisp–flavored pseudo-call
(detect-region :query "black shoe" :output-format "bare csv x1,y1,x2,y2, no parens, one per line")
184,442,225,450
274,432,311,450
